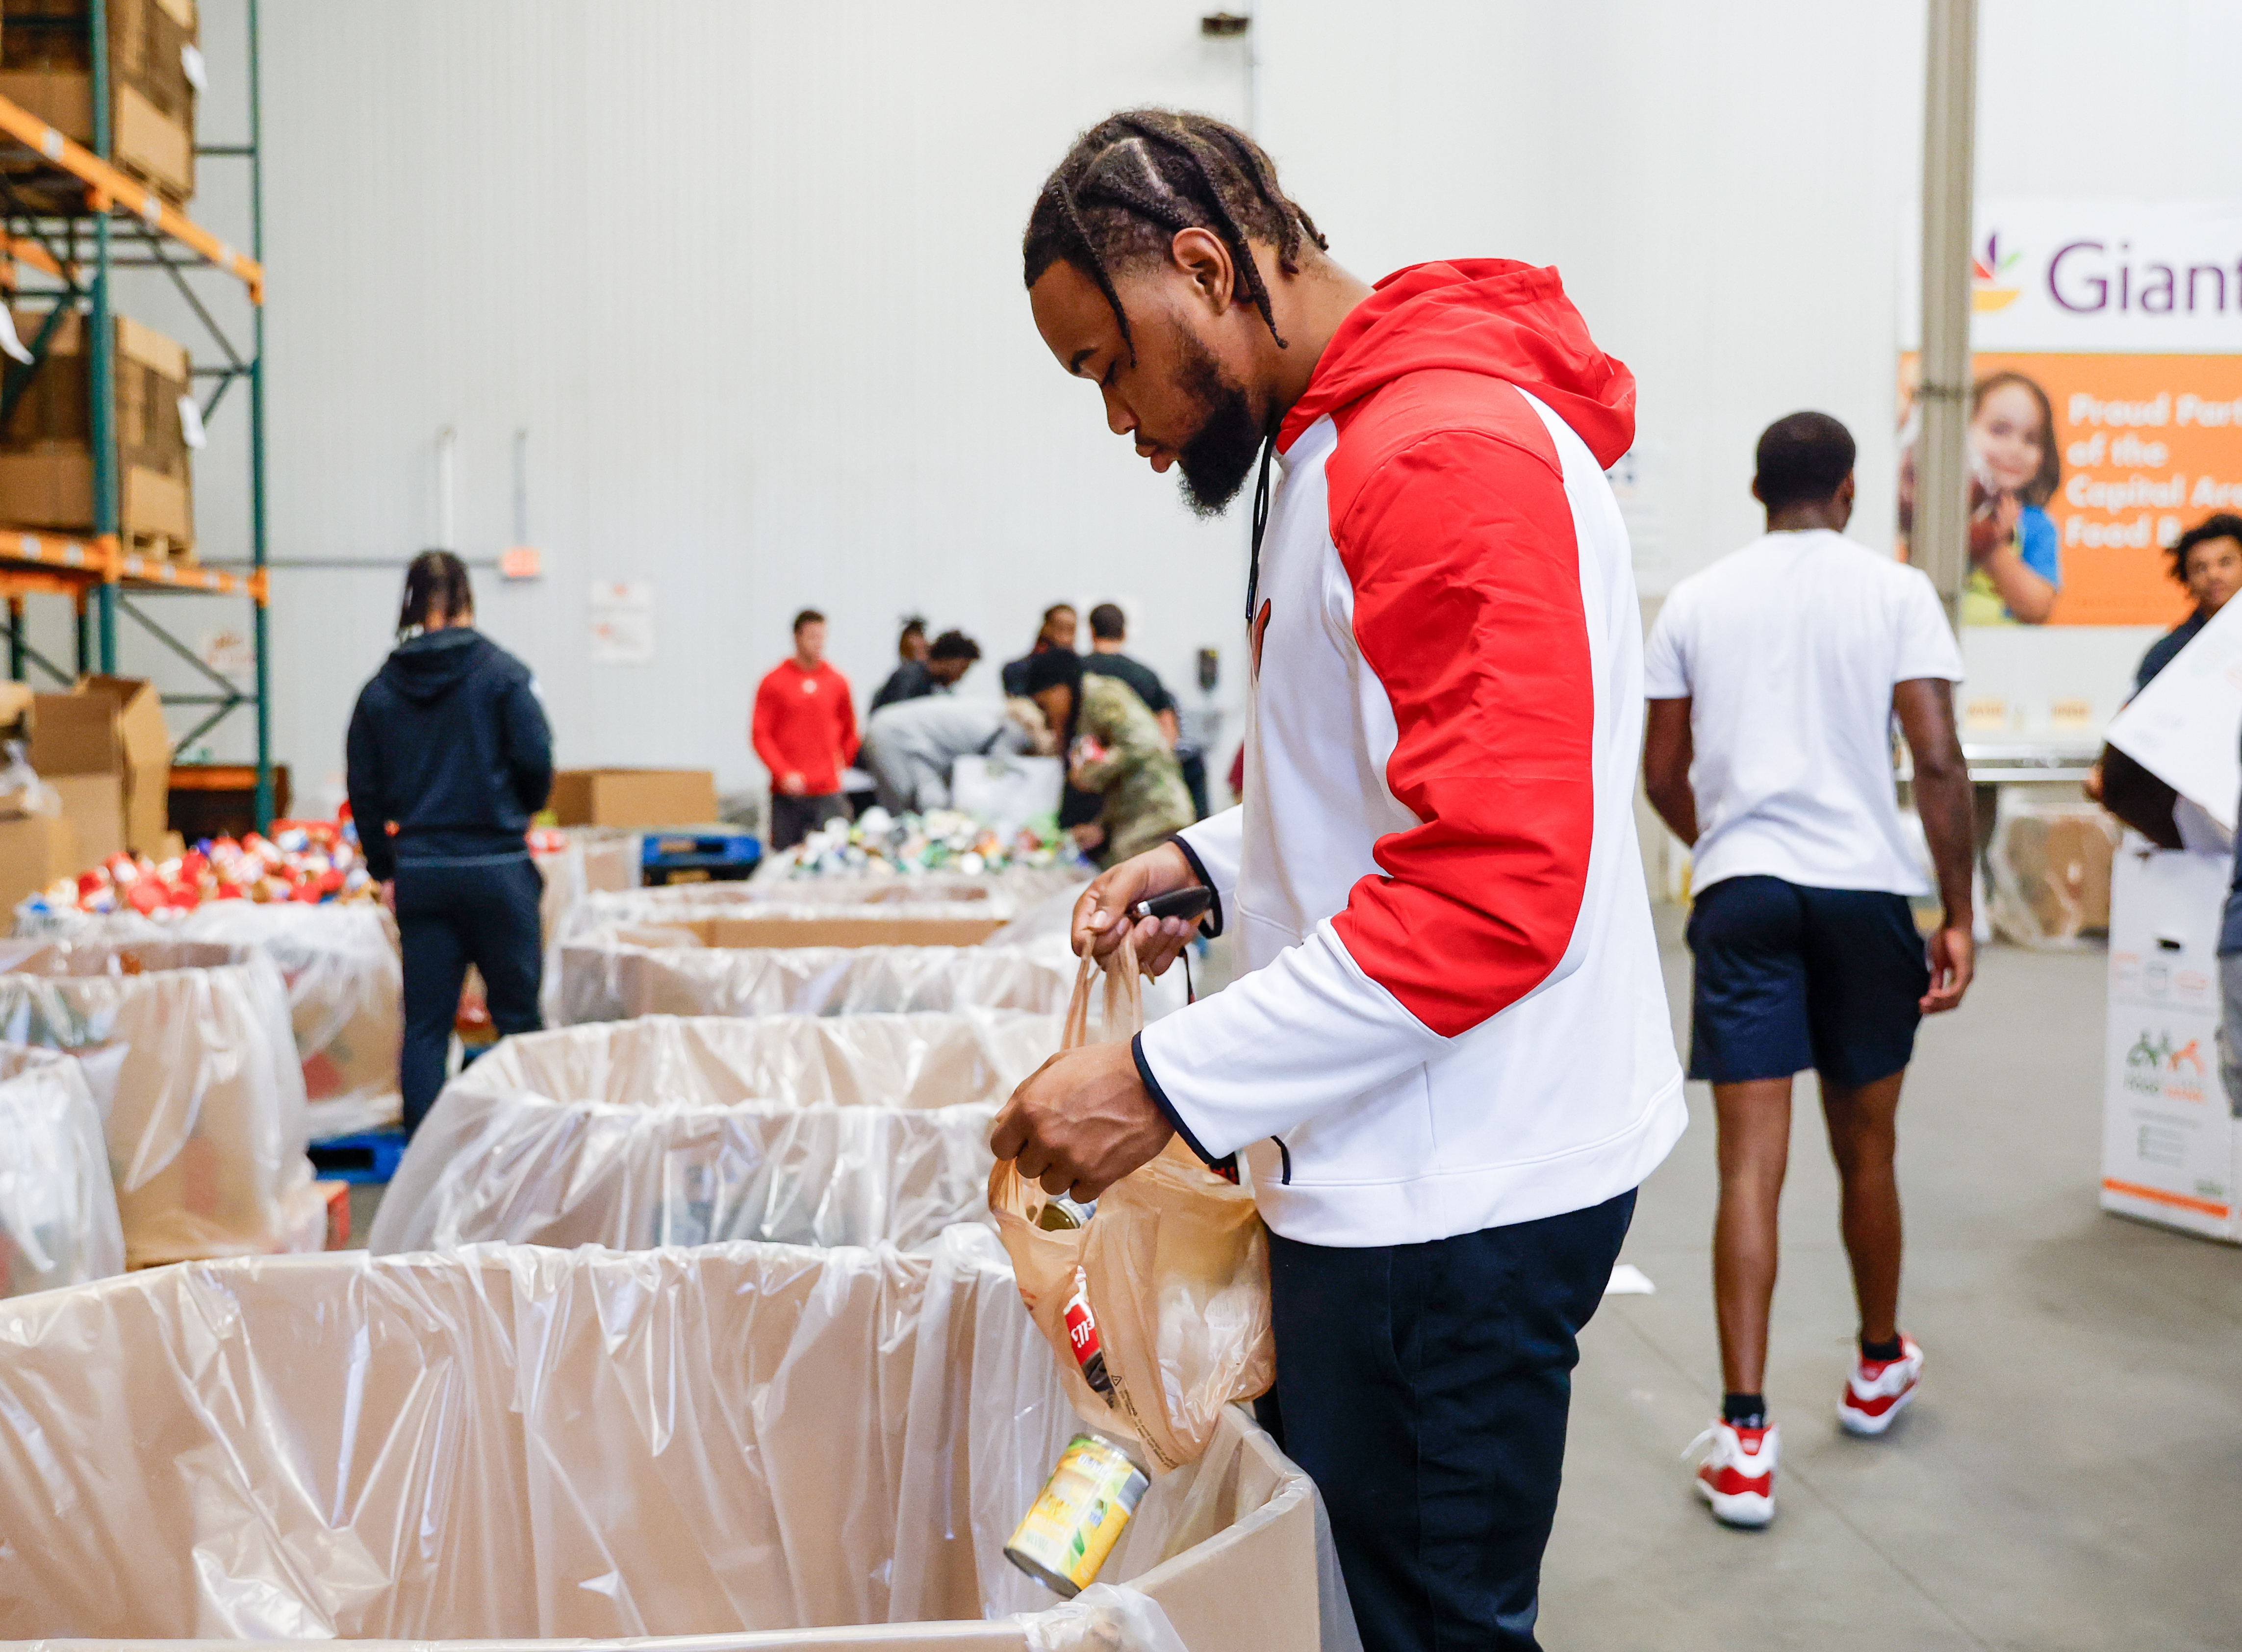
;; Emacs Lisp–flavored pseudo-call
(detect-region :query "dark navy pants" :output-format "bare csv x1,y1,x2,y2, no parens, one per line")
1262,1190,1635,1652
394,853,544,1133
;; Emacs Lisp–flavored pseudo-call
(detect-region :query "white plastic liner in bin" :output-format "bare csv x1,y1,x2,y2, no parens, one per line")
12,902,405,1141
0,935,317,1268
367,1009,1061,1255
0,1232,1337,1650
534,825,642,1025
0,1042,124,1297
559,929,1074,1025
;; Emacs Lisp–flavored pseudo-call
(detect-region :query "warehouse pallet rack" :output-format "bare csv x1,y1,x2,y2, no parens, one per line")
0,0,270,826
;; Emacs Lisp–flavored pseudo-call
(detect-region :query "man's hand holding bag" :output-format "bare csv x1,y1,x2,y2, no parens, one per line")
988,938,1274,1473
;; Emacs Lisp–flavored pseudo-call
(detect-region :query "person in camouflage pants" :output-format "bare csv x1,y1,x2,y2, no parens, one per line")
1024,652,1196,867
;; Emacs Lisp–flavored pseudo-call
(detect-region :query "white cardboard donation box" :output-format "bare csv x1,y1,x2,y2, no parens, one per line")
2102,843,2241,1243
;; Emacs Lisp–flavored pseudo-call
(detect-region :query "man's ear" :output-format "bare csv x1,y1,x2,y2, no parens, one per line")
1837,473,1858,508
1169,227,1236,316
1749,477,1765,505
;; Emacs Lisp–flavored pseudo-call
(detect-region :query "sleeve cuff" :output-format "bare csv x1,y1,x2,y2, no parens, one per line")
1172,836,1224,939
1132,1031,1222,1167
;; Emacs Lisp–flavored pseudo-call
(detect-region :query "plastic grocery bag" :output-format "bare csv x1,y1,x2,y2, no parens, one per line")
990,940,1274,1472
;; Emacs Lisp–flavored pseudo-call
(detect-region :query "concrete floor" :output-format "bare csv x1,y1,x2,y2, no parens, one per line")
1540,915,2242,1651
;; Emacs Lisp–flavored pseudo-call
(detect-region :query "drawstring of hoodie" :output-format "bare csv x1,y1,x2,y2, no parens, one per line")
1245,424,1277,624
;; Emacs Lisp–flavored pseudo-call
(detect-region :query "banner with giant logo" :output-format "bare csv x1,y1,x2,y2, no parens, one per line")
1898,200,2242,634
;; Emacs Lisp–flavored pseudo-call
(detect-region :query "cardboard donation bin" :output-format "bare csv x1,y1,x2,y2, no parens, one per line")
29,675,171,855
0,1042,124,1298
368,1009,1061,1255
0,935,318,1267
13,904,406,1142
559,926,1074,1026
549,767,717,828
0,1236,1338,1649
2102,843,2242,1242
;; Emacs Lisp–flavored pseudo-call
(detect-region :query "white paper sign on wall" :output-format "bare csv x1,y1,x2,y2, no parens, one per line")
589,581,655,666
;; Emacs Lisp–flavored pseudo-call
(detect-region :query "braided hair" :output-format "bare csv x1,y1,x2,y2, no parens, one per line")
397,550,473,639
1022,109,1327,362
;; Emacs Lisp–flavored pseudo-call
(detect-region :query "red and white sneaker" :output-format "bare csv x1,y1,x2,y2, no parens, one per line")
1687,1419,1778,1528
1837,1335,1923,1436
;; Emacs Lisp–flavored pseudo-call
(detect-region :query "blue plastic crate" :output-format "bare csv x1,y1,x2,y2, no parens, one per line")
308,1127,409,1185
642,830,762,883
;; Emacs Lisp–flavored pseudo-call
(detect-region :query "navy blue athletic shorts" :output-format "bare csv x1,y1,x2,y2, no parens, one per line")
1684,874,1930,1087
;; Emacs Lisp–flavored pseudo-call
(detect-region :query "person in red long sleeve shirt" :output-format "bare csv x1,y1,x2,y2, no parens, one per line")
751,609,859,849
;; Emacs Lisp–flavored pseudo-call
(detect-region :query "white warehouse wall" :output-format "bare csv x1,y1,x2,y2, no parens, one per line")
38,0,2242,815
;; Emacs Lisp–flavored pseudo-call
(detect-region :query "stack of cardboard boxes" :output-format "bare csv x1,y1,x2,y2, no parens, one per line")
0,674,170,911
0,310,195,554
0,0,200,554
0,0,200,208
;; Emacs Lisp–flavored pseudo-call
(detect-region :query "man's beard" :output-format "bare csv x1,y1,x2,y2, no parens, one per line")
1171,328,1265,518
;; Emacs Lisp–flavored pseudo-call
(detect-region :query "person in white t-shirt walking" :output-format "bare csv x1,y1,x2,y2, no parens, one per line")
1642,411,1977,1529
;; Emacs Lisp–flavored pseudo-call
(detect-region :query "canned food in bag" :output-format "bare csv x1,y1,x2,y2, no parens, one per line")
1004,1430,1149,1597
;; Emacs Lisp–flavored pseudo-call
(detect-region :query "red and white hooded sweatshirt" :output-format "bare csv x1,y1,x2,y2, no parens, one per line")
1134,259,1685,1249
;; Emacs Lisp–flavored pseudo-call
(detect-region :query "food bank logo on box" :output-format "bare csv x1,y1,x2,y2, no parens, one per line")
2125,1028,2207,1104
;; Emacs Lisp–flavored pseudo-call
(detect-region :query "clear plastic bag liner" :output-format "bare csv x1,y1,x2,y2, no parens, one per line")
368,1010,1062,1255
534,827,642,1027
0,1231,1331,1648
991,946,1275,1473
0,1042,124,1297
559,932,1074,1026
1987,793,2121,948
0,935,315,1267
1019,1584,1188,1652
12,904,405,1141
743,863,1086,908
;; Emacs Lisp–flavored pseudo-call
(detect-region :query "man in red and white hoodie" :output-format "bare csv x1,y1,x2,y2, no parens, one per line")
992,111,1685,1651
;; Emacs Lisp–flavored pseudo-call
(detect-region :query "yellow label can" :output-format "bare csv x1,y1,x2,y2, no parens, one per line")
1003,1430,1150,1597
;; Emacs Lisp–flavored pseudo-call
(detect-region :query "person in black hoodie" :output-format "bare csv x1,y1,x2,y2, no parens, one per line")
346,552,554,1133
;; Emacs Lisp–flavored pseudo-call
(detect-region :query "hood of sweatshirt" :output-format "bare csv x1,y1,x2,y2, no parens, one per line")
379,628,485,706
1278,260,1635,468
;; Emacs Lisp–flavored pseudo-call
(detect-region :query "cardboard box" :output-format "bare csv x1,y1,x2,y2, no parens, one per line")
29,676,170,854
548,768,715,829
701,912,1009,949
0,308,194,548
0,813,76,912
50,771,124,864
0,0,199,205
2101,844,2242,1243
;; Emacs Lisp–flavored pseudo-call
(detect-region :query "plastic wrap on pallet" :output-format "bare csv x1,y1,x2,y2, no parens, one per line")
0,936,316,1268
366,1010,1061,1255
12,902,405,1141
0,1233,1334,1650
0,1043,124,1297
557,929,1075,1026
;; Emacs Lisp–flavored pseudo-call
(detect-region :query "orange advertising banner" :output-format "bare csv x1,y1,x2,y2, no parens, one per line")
1899,351,2242,627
